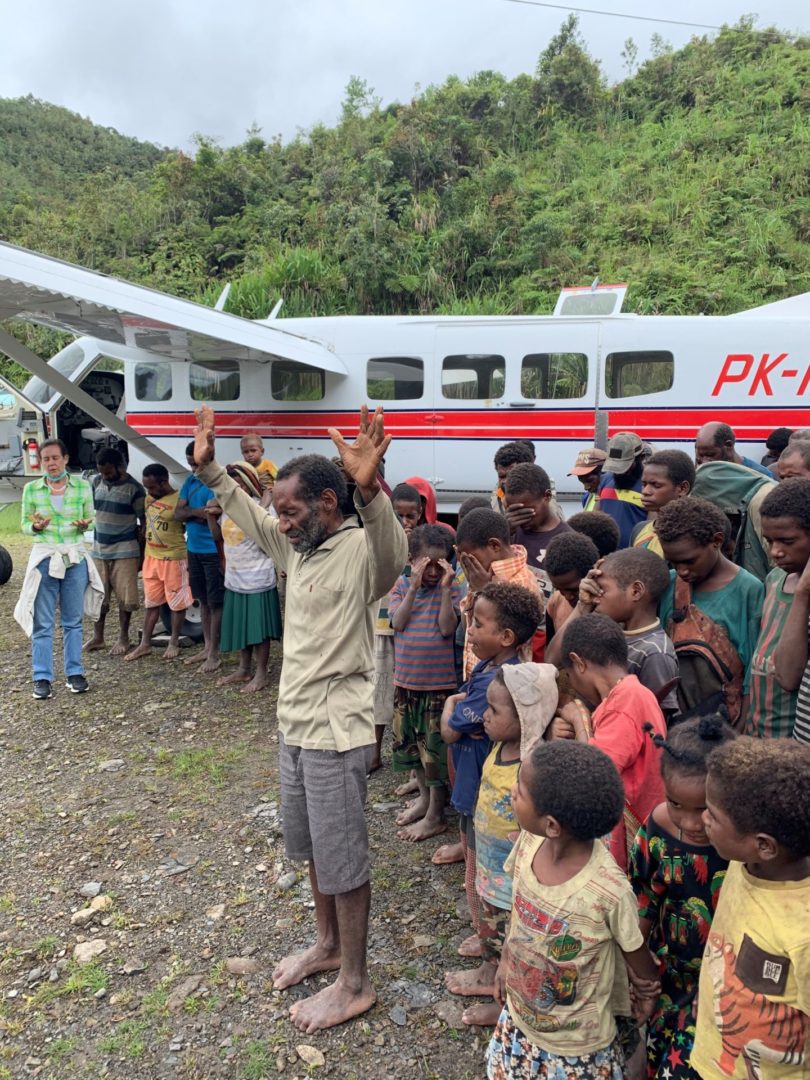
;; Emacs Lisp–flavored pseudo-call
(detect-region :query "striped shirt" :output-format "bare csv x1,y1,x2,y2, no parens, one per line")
21,474,94,546
747,568,798,738
794,659,810,745
91,474,145,560
625,621,679,712
389,574,461,691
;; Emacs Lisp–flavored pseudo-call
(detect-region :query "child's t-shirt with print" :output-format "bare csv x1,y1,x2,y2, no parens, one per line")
502,831,643,1056
691,860,810,1080
474,742,520,910
388,574,461,691
625,621,679,712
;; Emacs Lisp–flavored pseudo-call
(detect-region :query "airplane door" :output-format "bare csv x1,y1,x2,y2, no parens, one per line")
433,322,600,510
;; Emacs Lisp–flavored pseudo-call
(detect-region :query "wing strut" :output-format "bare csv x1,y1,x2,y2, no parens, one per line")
0,328,187,477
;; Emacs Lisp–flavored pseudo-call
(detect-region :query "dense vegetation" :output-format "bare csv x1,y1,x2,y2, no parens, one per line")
1,18,809,387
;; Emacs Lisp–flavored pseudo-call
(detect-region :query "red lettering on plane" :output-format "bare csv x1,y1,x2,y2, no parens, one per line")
748,353,788,396
711,354,753,396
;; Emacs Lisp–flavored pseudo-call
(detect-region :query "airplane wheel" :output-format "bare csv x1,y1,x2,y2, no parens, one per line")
0,544,12,585
159,599,204,642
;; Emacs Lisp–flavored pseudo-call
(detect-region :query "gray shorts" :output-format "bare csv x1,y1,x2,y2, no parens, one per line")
279,734,372,895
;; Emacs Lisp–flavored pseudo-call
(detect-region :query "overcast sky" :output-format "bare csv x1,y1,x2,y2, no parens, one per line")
0,1,806,150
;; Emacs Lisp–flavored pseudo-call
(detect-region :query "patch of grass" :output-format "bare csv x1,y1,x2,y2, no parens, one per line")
107,810,138,826
30,960,107,1005
32,935,61,960
0,893,16,914
140,986,168,1019
47,1036,77,1062
155,746,245,788
239,1040,275,1079
98,1018,148,1059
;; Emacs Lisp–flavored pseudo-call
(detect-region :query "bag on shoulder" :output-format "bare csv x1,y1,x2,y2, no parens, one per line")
666,576,744,728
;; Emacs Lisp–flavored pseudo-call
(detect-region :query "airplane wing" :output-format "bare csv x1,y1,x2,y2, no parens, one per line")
0,241,346,375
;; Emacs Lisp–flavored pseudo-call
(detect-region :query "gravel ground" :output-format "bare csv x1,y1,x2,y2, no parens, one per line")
0,532,488,1080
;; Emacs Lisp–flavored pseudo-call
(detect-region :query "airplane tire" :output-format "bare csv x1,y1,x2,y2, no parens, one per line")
0,545,11,586
159,599,204,643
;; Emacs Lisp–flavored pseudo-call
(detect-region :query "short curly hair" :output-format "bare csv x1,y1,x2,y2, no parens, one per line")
475,580,543,646
760,477,810,532
494,440,535,469
524,741,624,840
600,547,671,602
644,450,696,491
456,508,510,549
544,532,599,580
780,442,810,470
567,511,620,558
391,482,422,508
647,713,736,779
708,737,810,856
458,496,492,520
560,613,628,669
276,454,348,507
503,462,551,498
409,523,454,560
654,496,728,547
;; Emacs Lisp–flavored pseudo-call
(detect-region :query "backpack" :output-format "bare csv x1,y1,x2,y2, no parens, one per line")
666,575,744,728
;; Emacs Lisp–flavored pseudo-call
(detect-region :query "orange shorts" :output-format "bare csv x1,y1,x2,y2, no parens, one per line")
142,555,192,611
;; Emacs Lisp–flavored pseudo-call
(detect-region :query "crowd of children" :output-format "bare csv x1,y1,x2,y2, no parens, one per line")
18,426,810,1079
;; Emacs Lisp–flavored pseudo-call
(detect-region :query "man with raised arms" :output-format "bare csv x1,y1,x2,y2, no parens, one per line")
193,405,407,1033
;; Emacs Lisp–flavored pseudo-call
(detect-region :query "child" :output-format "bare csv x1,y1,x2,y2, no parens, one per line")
568,509,621,559
391,482,424,534
657,497,764,726
748,479,810,738
207,462,281,693
544,530,600,637
633,449,695,556
559,612,667,870
389,524,461,841
439,582,544,950
445,662,558,1027
503,462,571,598
239,433,277,494
630,715,736,1080
692,738,810,1080
579,547,679,713
488,740,661,1080
455,508,543,680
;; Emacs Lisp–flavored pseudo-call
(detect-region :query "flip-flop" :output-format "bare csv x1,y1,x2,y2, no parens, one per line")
431,843,464,865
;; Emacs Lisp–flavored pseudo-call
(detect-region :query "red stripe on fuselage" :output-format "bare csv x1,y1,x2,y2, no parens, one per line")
126,406,810,442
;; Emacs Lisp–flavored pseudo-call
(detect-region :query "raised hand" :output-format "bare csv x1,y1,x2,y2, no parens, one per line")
71,518,93,531
328,405,391,495
578,563,604,611
457,550,492,592
409,555,429,591
505,502,534,531
438,558,456,589
193,405,216,467
31,512,51,533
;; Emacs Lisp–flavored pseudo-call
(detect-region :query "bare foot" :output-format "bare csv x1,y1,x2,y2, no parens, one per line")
201,657,222,674
395,795,429,827
445,962,496,997
457,934,482,958
184,650,209,666
462,1001,501,1026
84,639,105,652
124,643,152,662
163,644,180,660
432,842,464,865
289,976,376,1034
240,675,267,694
109,640,129,657
395,776,419,797
397,817,447,843
271,944,341,990
217,670,251,688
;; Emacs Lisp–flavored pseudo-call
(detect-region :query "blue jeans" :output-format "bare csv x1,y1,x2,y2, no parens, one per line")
32,557,88,683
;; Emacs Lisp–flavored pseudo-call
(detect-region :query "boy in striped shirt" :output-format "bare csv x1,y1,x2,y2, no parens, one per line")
390,524,461,842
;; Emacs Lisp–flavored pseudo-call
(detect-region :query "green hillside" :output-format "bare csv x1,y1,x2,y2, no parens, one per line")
1,18,809,340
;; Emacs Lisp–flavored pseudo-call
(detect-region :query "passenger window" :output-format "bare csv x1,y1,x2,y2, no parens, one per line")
521,353,588,400
134,362,172,402
442,355,505,400
189,360,240,402
605,351,674,398
271,361,325,401
367,357,424,400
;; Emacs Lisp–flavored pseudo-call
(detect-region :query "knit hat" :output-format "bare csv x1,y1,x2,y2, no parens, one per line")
501,663,559,759
226,460,263,499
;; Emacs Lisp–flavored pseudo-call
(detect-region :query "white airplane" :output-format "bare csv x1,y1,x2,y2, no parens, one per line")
1,240,809,511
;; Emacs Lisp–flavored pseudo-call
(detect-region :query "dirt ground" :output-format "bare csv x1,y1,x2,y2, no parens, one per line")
0,531,489,1080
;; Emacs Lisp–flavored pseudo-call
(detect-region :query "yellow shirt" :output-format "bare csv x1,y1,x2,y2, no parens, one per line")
633,519,664,557
254,458,278,489
144,491,186,560
198,462,408,751
691,861,810,1080
503,831,642,1055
